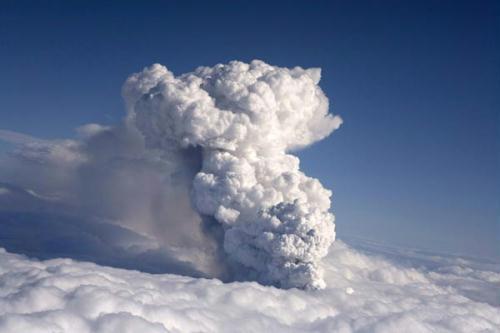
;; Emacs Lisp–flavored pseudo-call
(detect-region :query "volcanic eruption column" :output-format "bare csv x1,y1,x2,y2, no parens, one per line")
123,60,342,289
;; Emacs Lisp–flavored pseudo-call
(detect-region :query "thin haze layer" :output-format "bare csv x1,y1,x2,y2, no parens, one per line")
123,60,342,289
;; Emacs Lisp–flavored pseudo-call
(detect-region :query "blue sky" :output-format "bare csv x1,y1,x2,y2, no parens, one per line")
0,0,498,260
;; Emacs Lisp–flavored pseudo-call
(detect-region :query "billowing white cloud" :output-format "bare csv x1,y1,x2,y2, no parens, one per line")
0,240,498,333
0,61,342,289
123,60,342,289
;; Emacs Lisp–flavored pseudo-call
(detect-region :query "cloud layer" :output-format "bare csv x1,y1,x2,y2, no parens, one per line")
0,240,498,333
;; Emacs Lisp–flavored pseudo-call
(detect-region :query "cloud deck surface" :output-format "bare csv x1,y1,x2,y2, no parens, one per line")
0,239,498,333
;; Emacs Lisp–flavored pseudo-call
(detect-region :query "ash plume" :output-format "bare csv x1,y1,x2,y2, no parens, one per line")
123,60,342,289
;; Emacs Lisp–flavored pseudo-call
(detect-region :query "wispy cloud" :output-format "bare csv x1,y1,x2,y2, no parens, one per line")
0,129,45,145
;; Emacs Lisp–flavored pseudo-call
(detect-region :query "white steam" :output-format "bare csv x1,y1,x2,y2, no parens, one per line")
123,60,342,289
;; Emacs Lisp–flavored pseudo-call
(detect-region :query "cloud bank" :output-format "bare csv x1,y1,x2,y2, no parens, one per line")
0,240,498,333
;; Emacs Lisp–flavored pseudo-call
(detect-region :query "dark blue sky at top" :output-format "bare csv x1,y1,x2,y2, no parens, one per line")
0,0,498,259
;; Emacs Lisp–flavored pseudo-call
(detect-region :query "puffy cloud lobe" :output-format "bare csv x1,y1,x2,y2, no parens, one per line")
124,60,341,151
123,60,342,289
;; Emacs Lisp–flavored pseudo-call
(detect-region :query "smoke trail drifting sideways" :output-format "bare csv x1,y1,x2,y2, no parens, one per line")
123,60,342,289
